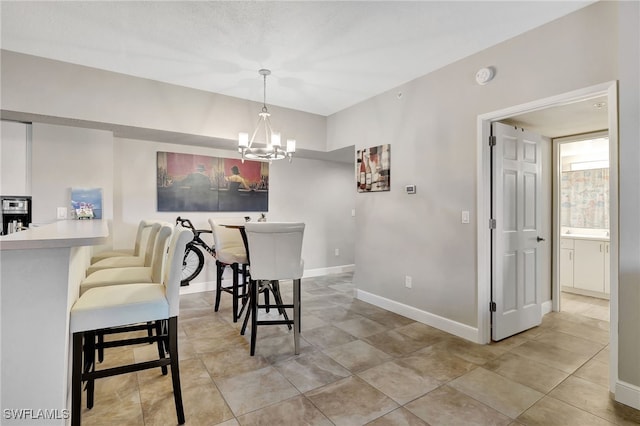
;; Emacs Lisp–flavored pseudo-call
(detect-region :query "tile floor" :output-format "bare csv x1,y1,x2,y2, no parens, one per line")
82,273,640,425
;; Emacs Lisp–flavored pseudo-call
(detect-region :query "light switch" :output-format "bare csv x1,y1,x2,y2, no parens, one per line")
461,210,470,224
57,207,68,220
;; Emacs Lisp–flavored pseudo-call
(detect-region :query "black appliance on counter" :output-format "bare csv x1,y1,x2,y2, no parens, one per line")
1,195,32,235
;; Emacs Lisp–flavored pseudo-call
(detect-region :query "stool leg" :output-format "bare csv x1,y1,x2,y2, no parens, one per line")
293,278,301,354
214,261,224,312
250,278,259,356
71,332,83,426
155,321,168,375
263,282,270,313
241,280,252,336
97,332,104,363
271,281,292,330
85,331,96,409
232,263,239,322
168,317,185,425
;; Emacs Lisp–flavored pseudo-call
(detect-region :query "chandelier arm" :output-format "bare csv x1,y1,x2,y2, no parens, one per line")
248,115,264,148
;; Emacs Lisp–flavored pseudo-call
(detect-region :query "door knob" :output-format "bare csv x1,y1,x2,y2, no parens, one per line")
537,236,545,242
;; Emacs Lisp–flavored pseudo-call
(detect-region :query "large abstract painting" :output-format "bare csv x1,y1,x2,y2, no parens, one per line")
157,151,269,212
356,144,390,192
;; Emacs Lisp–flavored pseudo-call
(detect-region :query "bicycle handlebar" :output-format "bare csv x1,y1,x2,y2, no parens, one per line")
175,216,213,238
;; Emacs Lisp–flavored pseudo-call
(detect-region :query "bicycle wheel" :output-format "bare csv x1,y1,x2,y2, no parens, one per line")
181,244,205,286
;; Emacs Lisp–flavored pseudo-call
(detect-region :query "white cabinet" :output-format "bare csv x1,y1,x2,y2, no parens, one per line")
560,248,574,288
562,237,609,298
560,236,609,297
560,238,574,288
574,240,606,292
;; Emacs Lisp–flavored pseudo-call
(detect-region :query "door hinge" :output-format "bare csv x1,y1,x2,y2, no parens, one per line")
489,135,496,146
489,218,496,229
490,301,497,312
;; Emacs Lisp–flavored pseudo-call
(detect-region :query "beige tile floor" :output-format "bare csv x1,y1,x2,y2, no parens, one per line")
82,274,640,425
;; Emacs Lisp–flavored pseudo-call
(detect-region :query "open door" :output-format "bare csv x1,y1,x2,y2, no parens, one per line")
491,122,543,341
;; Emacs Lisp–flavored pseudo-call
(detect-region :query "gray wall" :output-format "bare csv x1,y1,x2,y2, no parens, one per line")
31,123,114,224
112,137,355,274
327,0,639,397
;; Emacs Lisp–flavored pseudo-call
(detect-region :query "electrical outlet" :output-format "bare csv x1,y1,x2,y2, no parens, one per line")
57,207,67,219
334,248,340,256
405,275,412,288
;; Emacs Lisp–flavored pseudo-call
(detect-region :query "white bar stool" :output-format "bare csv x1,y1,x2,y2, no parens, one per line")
240,222,305,356
90,219,155,264
69,226,191,425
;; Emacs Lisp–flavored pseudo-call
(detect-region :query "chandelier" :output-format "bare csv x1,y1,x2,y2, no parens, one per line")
238,69,296,163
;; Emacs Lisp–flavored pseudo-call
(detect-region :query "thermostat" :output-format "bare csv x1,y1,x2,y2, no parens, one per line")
405,185,416,194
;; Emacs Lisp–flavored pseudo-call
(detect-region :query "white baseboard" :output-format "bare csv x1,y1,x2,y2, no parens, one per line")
179,279,217,295
616,380,640,410
356,289,479,343
179,264,356,295
303,264,355,278
541,300,552,315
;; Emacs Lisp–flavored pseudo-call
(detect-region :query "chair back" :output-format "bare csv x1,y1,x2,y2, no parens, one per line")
164,225,192,317
150,223,174,283
245,222,305,280
134,219,158,256
208,218,247,263
142,222,162,267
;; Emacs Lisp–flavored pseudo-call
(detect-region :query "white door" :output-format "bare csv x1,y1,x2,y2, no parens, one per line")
492,122,543,341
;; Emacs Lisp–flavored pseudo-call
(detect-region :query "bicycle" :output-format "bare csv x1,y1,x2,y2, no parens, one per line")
176,216,215,286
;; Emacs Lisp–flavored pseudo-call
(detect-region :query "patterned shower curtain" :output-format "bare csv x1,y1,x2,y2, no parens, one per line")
560,168,609,229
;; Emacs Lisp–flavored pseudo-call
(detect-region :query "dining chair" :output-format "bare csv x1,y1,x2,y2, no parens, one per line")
240,222,305,356
70,225,191,426
208,218,249,322
90,219,154,264
86,221,161,275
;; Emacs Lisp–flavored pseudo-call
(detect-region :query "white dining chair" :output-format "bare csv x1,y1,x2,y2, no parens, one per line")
240,222,305,355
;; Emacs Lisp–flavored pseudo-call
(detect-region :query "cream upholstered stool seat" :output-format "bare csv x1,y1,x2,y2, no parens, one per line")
86,221,161,276
70,226,191,426
240,222,305,356
79,223,172,295
90,219,154,264
209,218,249,322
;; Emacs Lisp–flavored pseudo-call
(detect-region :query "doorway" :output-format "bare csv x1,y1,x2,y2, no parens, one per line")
555,132,611,320
476,81,619,391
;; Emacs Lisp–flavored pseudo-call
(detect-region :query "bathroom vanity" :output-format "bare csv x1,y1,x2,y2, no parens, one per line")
560,228,610,299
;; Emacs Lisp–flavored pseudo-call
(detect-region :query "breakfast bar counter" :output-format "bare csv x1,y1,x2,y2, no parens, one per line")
1,220,108,425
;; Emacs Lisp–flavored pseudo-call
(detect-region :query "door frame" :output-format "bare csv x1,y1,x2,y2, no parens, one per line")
476,81,619,391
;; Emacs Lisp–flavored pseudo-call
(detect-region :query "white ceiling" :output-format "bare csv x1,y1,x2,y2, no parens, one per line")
1,1,595,117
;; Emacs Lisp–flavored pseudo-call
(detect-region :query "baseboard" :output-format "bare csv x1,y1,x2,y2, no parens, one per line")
356,289,479,343
303,264,355,278
179,279,217,295
541,300,552,315
179,264,356,295
616,380,640,410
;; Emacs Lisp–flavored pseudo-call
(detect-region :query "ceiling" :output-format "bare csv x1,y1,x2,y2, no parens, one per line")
1,1,595,117
503,95,609,139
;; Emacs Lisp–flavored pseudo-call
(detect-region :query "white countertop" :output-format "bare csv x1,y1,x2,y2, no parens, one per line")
0,219,109,250
561,234,609,241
